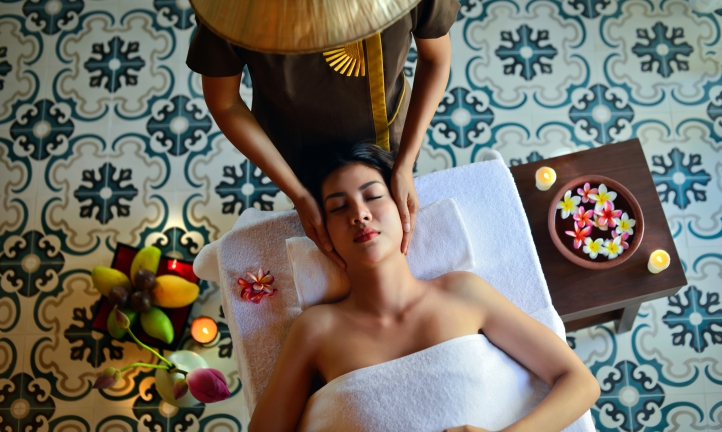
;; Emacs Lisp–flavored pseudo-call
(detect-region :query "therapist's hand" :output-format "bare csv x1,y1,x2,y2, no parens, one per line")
293,191,346,269
391,168,418,255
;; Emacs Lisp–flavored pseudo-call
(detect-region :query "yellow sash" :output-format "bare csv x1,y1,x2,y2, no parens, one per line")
323,33,406,151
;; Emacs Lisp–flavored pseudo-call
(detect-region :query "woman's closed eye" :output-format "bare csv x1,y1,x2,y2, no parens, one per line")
328,195,382,213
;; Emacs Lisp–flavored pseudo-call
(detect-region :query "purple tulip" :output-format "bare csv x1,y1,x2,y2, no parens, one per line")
186,368,230,403
173,378,189,400
93,367,121,389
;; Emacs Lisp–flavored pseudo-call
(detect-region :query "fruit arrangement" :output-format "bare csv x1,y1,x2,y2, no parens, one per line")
91,246,200,344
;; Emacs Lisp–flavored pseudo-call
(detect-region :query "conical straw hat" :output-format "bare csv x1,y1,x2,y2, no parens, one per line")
190,0,422,54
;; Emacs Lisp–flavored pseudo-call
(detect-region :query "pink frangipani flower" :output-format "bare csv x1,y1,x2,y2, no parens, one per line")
565,224,592,250
573,206,594,229
238,268,277,303
588,183,617,211
557,190,581,219
595,201,622,229
576,182,598,204
593,214,609,231
186,368,231,403
611,231,630,250
248,268,275,293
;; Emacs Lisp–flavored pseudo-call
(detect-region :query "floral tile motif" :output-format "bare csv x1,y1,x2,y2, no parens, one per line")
0,0,720,429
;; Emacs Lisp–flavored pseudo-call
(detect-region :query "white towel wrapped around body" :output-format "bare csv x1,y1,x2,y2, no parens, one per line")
298,334,591,432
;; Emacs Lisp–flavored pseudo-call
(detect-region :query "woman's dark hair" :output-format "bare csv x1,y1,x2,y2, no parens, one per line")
302,142,396,206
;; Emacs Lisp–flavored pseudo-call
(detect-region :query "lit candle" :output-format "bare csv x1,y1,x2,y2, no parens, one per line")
190,316,220,347
648,250,670,274
535,167,557,191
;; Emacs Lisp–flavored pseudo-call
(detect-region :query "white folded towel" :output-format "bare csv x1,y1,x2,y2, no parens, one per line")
286,198,475,310
297,334,594,432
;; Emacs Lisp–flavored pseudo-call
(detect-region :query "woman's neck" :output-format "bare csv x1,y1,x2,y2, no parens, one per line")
344,252,423,318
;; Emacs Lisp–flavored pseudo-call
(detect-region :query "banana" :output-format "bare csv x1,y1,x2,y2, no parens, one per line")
130,246,161,286
91,266,132,297
151,275,200,308
107,308,138,339
140,307,174,344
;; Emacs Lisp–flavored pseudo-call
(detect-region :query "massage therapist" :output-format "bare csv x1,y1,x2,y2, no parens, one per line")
186,0,460,266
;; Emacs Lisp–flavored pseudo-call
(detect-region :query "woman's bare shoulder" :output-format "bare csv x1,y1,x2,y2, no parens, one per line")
291,303,343,338
434,271,490,294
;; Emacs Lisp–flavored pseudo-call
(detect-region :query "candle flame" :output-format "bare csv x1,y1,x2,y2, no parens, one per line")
656,256,662,263
543,173,549,179
203,328,209,334
171,259,177,269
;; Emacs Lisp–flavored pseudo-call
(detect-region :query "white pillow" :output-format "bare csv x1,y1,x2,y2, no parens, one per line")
285,198,476,310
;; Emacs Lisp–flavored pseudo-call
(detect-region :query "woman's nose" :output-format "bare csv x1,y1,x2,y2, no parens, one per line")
351,203,372,224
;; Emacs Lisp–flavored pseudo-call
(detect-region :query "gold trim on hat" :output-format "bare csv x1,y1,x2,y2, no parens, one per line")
190,0,422,54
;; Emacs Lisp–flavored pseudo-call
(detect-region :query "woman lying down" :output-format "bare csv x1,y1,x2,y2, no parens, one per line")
249,143,600,432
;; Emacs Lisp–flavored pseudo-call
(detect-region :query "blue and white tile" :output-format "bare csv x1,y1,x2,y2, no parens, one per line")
600,0,721,109
706,392,722,430
683,247,722,397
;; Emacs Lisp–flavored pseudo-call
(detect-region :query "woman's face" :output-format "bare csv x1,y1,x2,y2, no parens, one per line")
321,163,403,265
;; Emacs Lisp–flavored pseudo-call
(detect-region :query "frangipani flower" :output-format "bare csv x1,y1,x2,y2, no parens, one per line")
595,201,622,229
612,231,630,250
576,183,598,204
589,183,617,211
603,236,624,259
93,367,122,389
557,190,581,219
186,368,231,403
614,212,636,236
593,214,609,231
565,224,592,249
583,238,604,259
573,206,594,229
239,268,277,303
247,268,275,293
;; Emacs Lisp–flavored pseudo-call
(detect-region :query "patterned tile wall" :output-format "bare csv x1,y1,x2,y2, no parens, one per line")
0,0,720,430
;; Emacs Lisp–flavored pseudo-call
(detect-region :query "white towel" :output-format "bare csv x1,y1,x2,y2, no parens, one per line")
286,198,475,310
415,159,554,320
297,334,594,432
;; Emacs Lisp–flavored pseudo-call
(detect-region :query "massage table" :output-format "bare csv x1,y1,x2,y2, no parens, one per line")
194,151,595,431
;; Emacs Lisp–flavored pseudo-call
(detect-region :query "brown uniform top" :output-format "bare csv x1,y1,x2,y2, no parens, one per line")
186,0,460,180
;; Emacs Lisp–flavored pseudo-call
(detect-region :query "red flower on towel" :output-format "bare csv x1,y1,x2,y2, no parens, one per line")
238,268,277,303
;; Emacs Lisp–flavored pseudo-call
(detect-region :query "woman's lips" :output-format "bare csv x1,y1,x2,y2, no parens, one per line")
354,227,379,243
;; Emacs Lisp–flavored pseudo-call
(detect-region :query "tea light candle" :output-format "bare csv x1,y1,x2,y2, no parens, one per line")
191,316,220,347
648,250,670,274
535,167,557,191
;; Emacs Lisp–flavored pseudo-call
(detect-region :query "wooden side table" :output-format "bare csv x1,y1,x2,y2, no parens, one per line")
508,139,688,333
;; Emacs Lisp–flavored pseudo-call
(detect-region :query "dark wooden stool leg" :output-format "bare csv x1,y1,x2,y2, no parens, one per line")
614,303,641,333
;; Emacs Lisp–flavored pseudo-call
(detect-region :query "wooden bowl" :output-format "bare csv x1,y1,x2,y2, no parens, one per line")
548,175,644,270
